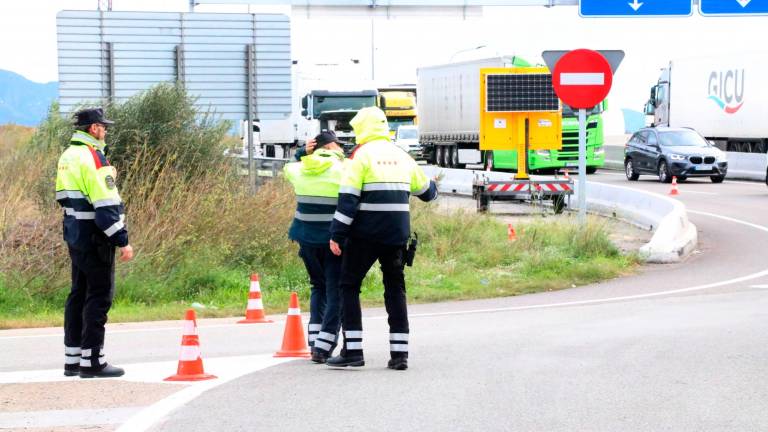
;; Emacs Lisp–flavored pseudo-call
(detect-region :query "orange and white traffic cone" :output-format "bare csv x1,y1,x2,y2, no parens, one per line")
563,169,570,180
237,274,273,324
274,292,311,358
165,309,216,382
669,176,680,196
507,223,517,241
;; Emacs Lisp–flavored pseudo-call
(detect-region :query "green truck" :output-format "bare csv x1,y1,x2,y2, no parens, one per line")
417,56,605,173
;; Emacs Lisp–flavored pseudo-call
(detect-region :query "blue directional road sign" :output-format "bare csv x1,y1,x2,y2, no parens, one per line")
580,0,692,17
700,0,768,16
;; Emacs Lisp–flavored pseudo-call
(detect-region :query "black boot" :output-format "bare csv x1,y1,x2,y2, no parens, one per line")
79,347,125,378
80,363,125,378
311,348,329,364
64,364,80,377
327,350,365,368
387,356,408,371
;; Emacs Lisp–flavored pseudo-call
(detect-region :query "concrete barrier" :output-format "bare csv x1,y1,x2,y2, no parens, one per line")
422,166,697,263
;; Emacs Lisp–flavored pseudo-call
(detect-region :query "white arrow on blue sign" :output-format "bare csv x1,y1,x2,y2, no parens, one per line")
700,0,768,16
579,0,692,17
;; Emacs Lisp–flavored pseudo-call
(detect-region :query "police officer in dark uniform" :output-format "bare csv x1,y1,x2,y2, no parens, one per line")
55,108,133,378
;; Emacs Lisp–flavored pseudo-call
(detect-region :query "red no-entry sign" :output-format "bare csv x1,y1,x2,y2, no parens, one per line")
552,49,613,109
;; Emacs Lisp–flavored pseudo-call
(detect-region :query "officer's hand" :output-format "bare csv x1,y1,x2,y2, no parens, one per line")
329,240,342,256
119,245,134,262
306,139,317,155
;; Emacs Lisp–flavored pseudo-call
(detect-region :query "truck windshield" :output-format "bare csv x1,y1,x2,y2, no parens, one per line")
388,118,415,132
313,96,377,118
398,128,418,140
562,104,603,117
659,130,709,147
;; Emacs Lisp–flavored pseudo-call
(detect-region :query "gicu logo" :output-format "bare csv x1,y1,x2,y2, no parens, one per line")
707,69,744,114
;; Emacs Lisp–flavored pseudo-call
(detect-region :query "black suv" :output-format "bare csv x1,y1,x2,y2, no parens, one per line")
624,127,727,183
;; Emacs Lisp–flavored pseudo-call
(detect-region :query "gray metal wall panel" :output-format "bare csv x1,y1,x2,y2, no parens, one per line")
57,10,292,123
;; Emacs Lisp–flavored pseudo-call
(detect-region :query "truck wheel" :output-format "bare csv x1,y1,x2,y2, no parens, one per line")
435,146,444,167
450,145,462,169
658,160,672,183
586,167,598,174
441,146,450,168
485,151,494,171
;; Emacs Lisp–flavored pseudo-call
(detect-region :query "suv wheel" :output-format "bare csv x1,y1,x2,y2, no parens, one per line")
658,160,672,183
710,175,725,184
625,159,639,181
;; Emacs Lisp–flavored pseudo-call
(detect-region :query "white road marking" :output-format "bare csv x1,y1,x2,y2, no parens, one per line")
749,285,768,289
0,320,286,341
399,210,768,318
115,355,292,432
0,407,140,429
680,190,719,196
597,170,763,186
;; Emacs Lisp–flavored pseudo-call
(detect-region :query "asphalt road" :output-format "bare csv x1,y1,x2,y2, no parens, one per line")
147,172,768,431
3,171,768,431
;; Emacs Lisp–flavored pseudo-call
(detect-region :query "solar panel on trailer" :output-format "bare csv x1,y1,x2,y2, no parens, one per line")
486,74,559,112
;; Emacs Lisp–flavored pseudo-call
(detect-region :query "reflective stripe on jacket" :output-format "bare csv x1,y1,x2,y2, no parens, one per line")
331,139,438,246
55,131,129,249
284,149,345,246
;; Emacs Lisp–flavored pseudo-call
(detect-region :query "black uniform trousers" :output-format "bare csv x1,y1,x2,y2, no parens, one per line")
64,242,116,352
298,242,343,352
339,237,409,359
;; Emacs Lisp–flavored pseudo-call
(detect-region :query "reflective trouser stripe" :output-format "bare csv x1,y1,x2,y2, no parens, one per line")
390,344,408,352
247,299,263,309
390,333,409,342
317,331,337,342
65,347,82,355
314,340,332,351
308,334,317,342
65,356,81,365
308,324,322,331
344,330,363,339
346,341,363,350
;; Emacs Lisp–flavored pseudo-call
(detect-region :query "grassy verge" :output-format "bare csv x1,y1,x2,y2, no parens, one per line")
0,85,637,329
0,203,635,328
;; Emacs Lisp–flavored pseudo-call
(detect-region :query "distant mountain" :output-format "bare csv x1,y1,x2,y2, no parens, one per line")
0,70,58,126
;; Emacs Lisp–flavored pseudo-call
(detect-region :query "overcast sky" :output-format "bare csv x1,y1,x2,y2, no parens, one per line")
0,0,766,134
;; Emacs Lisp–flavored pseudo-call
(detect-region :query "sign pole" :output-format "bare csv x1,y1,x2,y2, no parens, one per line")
578,108,587,223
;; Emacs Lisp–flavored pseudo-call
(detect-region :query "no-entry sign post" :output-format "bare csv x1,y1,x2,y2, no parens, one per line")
543,49,624,223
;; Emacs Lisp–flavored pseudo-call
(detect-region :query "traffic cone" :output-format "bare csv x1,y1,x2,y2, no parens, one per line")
237,274,273,324
669,176,680,196
507,224,517,241
563,169,570,180
165,309,217,382
274,292,311,358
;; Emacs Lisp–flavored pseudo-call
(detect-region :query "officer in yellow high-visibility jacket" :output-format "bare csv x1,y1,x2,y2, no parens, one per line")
55,108,133,378
327,107,438,371
284,131,347,364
